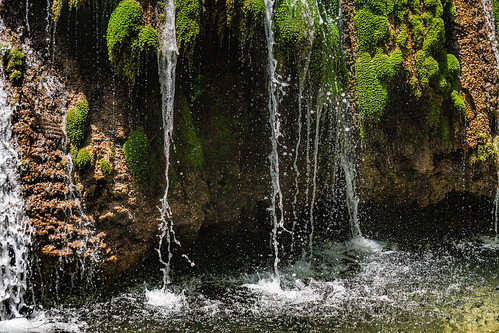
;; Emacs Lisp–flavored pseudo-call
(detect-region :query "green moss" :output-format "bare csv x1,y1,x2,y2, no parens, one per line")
75,148,92,170
409,14,424,49
175,0,201,53
0,45,25,85
106,0,143,79
356,52,388,122
354,8,389,52
176,96,203,171
100,159,113,176
123,128,153,188
422,17,445,52
66,100,89,148
415,50,439,90
451,90,465,113
445,53,460,78
470,141,496,164
138,26,159,52
397,24,408,47
275,0,318,50
242,0,265,22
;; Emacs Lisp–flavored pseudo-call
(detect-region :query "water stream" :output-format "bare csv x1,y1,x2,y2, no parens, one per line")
263,0,286,279
0,63,31,321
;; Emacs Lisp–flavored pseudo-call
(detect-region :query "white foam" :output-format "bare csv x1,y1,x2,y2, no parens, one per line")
243,277,320,306
145,288,186,311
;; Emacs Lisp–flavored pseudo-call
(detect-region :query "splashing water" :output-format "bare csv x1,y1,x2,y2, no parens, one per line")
0,62,31,320
263,0,286,281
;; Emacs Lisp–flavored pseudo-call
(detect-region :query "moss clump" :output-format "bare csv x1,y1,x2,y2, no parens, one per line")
0,45,25,85
138,25,159,52
123,128,152,188
100,159,113,176
471,141,496,164
75,148,92,170
451,90,465,113
354,8,389,52
106,0,159,79
66,100,89,148
275,0,319,50
356,49,403,123
415,50,439,92
52,0,90,24
175,0,201,54
397,24,408,48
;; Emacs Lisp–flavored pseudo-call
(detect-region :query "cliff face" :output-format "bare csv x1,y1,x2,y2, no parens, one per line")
0,0,497,286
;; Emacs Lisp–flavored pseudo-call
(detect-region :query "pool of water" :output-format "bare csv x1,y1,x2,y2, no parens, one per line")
9,234,496,333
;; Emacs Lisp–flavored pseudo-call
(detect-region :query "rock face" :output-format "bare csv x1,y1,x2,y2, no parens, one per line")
0,0,498,287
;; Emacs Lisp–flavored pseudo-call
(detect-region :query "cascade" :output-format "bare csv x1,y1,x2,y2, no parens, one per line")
0,61,31,319
156,0,180,287
263,0,285,279
482,0,499,239
337,3,361,238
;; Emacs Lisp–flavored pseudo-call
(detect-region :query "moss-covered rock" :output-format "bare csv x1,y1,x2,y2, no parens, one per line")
175,0,202,53
75,148,92,170
175,95,203,171
123,128,153,188
65,100,89,148
354,8,389,52
100,159,113,176
138,25,159,52
275,0,319,50
0,45,25,85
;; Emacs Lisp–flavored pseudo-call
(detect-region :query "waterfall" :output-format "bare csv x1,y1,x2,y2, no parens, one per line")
482,0,499,239
0,73,31,319
263,0,285,279
156,0,179,287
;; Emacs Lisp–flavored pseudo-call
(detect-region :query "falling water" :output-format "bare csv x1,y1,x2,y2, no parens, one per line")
156,0,179,288
482,0,499,239
263,0,285,279
0,69,31,320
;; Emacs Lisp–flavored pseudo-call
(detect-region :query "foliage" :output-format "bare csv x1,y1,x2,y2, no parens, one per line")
123,128,152,188
138,26,159,52
470,140,496,164
356,49,403,122
175,0,201,54
0,45,25,85
354,8,389,52
275,0,319,50
66,100,89,148
106,0,159,79
52,0,90,24
100,159,113,176
75,148,92,170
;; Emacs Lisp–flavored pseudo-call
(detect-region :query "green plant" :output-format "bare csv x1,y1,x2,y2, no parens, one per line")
175,0,201,53
66,100,89,148
100,159,113,176
470,141,495,164
451,90,465,113
275,0,319,50
123,128,152,188
106,0,145,79
75,148,92,170
354,8,389,52
397,24,408,48
0,45,25,85
176,96,203,171
138,26,159,52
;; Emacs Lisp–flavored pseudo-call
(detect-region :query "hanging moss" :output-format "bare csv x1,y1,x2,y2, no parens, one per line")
422,17,445,52
66,100,89,148
415,50,439,90
138,26,159,52
123,128,153,188
0,45,25,86
354,8,389,52
397,24,408,48
175,0,201,54
75,148,92,170
451,90,465,113
52,0,91,25
275,0,319,50
106,0,148,80
470,140,496,164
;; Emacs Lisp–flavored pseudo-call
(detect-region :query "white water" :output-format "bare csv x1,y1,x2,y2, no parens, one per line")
0,67,31,320
263,0,286,279
0,48,31,320
154,0,192,299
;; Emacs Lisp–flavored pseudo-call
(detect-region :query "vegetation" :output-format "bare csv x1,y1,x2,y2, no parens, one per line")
274,0,319,50
175,0,202,53
0,45,25,85
176,96,204,171
52,0,90,24
106,0,159,80
66,100,89,148
353,0,464,137
493,0,499,34
75,148,92,170
100,159,113,176
123,128,153,188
